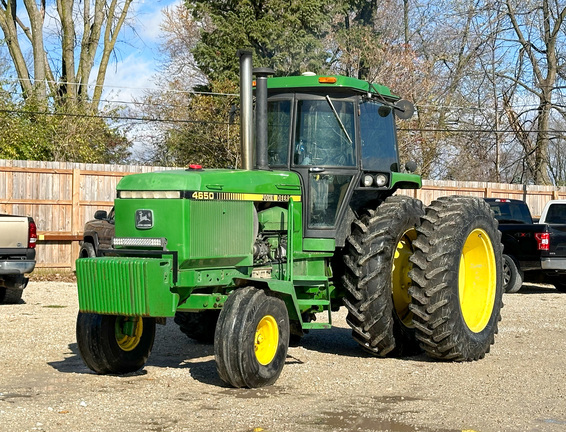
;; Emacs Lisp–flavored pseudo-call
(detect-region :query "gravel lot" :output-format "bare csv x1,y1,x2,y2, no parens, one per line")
1,281,565,432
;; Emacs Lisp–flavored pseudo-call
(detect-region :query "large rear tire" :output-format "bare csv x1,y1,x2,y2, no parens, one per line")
76,312,156,374
174,310,220,343
409,196,503,361
342,195,424,356
214,287,289,388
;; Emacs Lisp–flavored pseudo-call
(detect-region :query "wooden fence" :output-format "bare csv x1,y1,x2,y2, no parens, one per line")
1,159,565,271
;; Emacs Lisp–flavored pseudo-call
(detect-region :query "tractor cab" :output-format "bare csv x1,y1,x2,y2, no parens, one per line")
265,75,415,241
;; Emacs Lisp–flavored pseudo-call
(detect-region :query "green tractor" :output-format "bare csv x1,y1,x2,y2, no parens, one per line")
76,51,503,388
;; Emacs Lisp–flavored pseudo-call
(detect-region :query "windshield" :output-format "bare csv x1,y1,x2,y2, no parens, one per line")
293,98,356,167
360,100,399,172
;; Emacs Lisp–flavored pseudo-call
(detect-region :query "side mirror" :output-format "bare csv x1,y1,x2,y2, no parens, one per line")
94,210,108,220
395,99,415,119
405,161,418,173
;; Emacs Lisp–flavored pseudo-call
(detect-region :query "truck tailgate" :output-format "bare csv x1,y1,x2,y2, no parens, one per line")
0,216,29,248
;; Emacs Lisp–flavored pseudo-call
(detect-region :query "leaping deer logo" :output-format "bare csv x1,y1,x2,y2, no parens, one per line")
136,210,153,229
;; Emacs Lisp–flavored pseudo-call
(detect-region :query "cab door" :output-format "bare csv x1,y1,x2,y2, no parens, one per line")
290,95,359,240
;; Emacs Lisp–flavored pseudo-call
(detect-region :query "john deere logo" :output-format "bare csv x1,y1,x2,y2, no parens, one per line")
135,209,153,229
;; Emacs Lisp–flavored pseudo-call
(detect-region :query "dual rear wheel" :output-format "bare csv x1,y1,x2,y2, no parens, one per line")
343,195,504,361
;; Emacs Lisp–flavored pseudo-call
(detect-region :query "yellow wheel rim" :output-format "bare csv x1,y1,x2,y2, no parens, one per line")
458,229,497,333
255,315,279,365
115,317,143,352
391,229,416,327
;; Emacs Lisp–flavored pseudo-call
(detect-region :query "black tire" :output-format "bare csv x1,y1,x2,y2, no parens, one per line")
409,196,504,361
342,195,424,357
174,310,220,343
79,242,96,258
502,254,523,293
214,287,290,388
0,275,27,304
76,312,156,374
545,275,566,293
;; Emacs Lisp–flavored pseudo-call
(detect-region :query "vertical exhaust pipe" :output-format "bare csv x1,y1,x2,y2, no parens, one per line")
238,50,253,170
254,67,274,170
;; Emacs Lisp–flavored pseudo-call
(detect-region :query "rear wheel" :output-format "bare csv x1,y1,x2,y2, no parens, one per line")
214,287,289,388
342,195,424,356
502,254,523,293
409,196,503,361
76,312,156,374
545,275,566,293
174,310,220,343
0,275,27,304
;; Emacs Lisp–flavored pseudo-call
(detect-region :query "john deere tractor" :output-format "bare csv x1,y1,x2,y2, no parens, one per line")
76,51,503,388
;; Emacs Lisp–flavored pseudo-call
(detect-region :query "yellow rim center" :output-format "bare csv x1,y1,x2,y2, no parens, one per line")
458,229,497,333
255,315,279,365
391,229,416,327
115,317,143,352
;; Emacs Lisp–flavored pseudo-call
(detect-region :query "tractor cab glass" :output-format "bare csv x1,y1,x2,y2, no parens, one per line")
360,100,399,172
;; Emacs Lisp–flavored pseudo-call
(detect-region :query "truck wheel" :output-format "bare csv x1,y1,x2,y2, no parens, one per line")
409,196,503,361
545,275,566,293
79,242,96,258
343,195,424,356
174,310,220,343
214,287,289,388
76,312,156,374
0,275,28,304
502,254,523,293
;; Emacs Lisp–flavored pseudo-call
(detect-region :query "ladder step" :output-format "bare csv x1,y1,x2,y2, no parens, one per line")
296,299,330,306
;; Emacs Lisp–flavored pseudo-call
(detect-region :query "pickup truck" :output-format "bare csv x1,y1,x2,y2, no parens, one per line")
79,208,114,258
485,198,566,293
0,214,37,303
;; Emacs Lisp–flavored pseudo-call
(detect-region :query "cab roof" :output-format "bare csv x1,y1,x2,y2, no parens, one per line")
266,75,396,99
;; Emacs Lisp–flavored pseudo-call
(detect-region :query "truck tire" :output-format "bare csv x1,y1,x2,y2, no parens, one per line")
174,310,220,343
545,275,566,293
342,195,424,357
0,275,28,304
79,242,96,258
214,287,289,388
76,312,156,374
502,254,523,293
409,196,503,361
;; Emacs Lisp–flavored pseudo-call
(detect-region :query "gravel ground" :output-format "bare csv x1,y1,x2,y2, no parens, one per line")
1,281,565,432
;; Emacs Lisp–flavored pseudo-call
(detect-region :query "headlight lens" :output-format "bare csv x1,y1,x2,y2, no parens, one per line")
362,174,374,187
375,174,388,187
119,191,181,199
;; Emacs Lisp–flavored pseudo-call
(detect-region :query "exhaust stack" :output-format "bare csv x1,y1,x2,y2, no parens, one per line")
254,67,274,170
238,50,253,170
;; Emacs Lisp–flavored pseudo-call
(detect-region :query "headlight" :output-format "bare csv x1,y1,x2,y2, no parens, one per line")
362,174,374,187
375,174,388,187
112,237,166,248
119,191,181,199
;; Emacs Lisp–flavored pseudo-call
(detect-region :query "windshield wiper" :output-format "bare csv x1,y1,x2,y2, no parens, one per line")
325,95,353,145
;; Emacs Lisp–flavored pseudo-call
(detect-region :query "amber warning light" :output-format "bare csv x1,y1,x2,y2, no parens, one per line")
319,77,337,84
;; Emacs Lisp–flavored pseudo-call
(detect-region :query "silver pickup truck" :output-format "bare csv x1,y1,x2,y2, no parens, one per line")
0,214,37,303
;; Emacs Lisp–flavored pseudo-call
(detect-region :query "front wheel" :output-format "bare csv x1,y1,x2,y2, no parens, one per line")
409,196,504,361
214,287,290,388
76,312,156,374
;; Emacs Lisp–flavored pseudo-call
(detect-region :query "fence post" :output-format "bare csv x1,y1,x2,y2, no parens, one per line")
71,168,82,270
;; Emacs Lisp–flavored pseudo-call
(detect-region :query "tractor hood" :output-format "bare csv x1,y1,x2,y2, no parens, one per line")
117,169,302,197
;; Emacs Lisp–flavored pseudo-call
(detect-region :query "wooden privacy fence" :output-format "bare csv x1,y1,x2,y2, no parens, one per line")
1,159,566,271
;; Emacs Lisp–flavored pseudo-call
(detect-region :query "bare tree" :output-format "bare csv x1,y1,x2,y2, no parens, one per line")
0,0,134,110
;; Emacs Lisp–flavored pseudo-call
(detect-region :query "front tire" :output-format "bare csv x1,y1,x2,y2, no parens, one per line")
79,242,96,258
409,196,503,361
76,312,156,374
214,287,290,388
342,195,424,356
502,254,523,293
